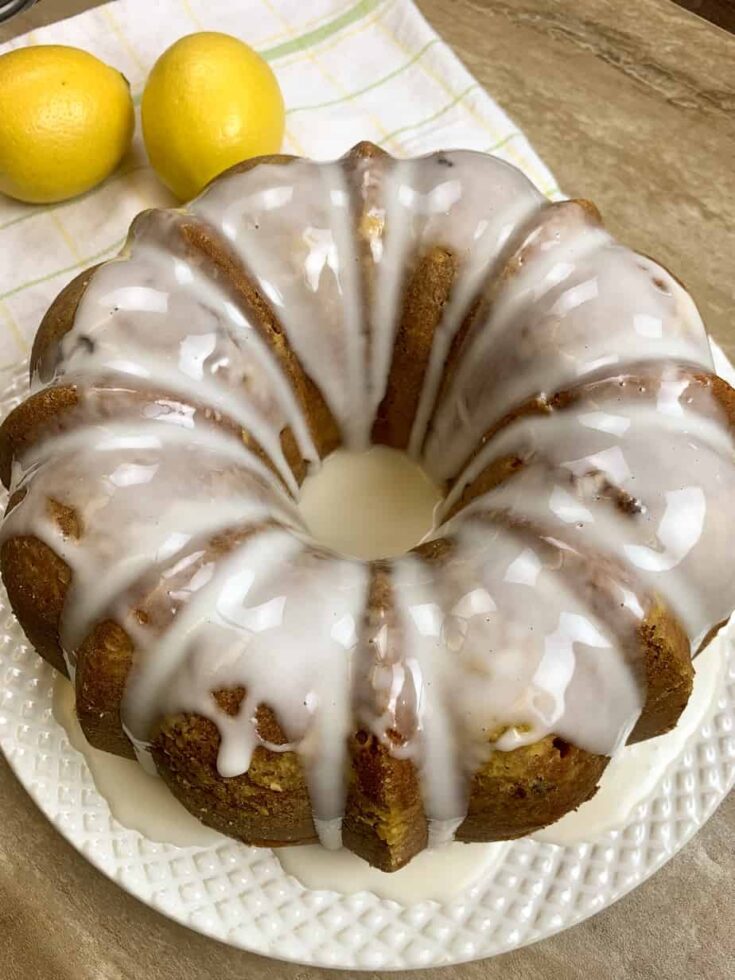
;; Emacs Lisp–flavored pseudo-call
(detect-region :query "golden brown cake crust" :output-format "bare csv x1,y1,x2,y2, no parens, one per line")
372,246,456,448
0,385,80,487
151,700,319,848
458,736,608,842
75,620,136,758
1,533,71,676
0,141,728,870
31,265,101,382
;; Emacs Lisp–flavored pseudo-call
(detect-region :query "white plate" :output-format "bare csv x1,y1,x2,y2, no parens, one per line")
1,361,734,970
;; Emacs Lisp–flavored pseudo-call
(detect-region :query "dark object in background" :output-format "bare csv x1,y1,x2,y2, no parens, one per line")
0,0,39,25
674,0,735,32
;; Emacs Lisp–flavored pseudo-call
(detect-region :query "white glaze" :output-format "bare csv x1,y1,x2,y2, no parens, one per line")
4,420,302,666
440,377,735,650
391,522,645,763
423,207,714,481
51,212,319,490
194,160,372,447
536,629,725,844
4,144,735,858
121,526,369,850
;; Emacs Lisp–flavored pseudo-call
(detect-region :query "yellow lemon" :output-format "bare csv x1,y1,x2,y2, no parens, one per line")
142,32,285,201
0,45,134,204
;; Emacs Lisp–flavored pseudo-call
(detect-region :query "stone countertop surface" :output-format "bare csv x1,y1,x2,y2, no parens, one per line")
1,1,734,978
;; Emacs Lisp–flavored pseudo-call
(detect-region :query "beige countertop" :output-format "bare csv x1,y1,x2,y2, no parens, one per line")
1,1,734,977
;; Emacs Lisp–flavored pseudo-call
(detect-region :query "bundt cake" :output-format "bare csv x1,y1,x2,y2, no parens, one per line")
2,141,735,871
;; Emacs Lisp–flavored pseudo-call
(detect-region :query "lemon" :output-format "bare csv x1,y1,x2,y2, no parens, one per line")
0,45,134,205
142,32,285,201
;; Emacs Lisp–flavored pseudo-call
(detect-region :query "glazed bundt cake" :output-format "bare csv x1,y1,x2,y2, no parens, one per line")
2,141,735,871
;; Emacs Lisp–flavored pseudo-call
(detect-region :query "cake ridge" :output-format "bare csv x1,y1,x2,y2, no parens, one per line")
421,200,714,484
441,361,734,512
440,370,735,651
0,418,302,663
131,205,328,470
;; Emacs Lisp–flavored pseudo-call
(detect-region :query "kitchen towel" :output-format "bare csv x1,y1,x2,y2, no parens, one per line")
0,0,559,371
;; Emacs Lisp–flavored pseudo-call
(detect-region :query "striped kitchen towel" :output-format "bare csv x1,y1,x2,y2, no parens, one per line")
0,0,559,371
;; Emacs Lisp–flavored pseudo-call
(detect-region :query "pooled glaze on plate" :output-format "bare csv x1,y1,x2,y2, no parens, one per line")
50,627,725,895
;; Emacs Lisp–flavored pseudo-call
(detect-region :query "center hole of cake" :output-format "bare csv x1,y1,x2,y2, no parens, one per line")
299,446,441,560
